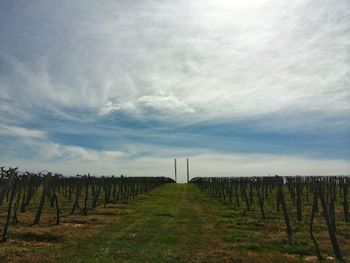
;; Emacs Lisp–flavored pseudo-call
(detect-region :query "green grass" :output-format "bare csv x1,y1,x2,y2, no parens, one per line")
1,183,349,262
45,184,230,263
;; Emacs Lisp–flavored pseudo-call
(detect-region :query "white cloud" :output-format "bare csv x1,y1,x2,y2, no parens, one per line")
99,101,135,116
190,153,350,179
1,0,349,130
37,142,127,162
138,90,195,114
0,124,47,139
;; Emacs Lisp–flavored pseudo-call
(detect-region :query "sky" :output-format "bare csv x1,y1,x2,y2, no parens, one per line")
0,0,349,181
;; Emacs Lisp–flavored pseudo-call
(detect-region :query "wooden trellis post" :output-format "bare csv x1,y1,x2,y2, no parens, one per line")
174,158,177,183
187,158,190,183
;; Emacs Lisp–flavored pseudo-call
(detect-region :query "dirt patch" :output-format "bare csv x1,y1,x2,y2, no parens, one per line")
155,212,175,218
304,255,318,262
66,218,101,225
195,249,249,263
0,248,54,263
93,210,121,216
14,231,62,243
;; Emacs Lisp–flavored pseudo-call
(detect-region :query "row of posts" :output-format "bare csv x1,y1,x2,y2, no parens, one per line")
174,158,190,183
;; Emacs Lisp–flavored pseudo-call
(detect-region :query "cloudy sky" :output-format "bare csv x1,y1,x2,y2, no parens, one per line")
1,0,349,181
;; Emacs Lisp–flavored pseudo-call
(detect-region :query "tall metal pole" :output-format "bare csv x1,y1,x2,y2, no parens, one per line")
174,158,177,183
187,158,190,183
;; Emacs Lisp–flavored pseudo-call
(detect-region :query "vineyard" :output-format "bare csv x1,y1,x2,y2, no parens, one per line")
0,167,350,262
0,167,174,244
191,176,350,262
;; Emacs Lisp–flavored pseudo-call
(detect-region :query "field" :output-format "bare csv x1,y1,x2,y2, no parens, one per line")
0,172,350,262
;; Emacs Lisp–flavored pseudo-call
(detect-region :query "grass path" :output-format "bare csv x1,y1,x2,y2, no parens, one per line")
56,183,237,263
